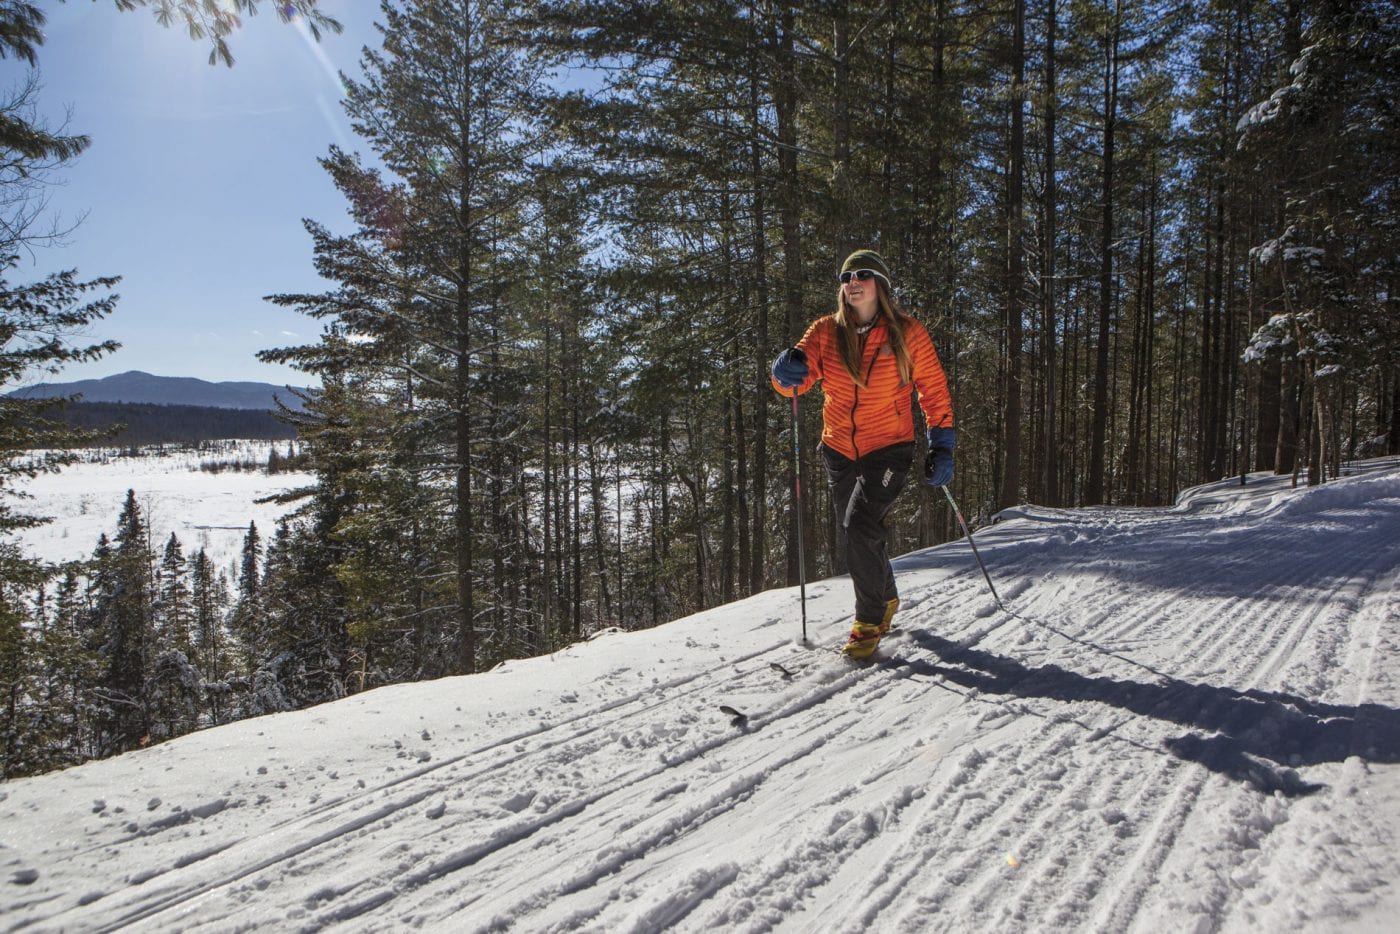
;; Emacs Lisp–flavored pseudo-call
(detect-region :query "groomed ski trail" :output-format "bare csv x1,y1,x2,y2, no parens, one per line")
4,459,1399,933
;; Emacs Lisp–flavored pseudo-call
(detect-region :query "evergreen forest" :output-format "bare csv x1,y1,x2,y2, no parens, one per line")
2,0,1397,777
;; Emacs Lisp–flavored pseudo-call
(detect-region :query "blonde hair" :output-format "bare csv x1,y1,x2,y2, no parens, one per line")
833,279,914,387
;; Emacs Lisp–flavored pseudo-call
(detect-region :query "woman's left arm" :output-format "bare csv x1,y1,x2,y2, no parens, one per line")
908,320,954,430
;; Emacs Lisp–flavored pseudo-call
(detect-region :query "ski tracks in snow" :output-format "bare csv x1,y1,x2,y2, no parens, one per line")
29,638,809,931
6,462,1399,932
407,467,1400,933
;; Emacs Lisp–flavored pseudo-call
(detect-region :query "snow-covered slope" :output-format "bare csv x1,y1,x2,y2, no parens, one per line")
4,459,1399,932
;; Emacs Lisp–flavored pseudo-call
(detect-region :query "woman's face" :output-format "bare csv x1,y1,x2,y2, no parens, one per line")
842,272,881,319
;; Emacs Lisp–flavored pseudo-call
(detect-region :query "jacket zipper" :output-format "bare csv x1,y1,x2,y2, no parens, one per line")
850,329,882,461
850,389,860,460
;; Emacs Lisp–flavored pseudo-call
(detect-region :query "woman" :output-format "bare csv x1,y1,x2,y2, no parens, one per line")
771,249,956,659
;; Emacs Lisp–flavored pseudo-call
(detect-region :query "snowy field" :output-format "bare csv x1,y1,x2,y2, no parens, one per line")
7,442,314,579
3,458,1399,932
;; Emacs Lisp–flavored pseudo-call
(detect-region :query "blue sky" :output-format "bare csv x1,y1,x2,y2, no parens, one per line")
3,2,384,387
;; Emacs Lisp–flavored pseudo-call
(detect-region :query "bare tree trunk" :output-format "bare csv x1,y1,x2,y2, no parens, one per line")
832,0,852,251
1086,0,1120,505
746,22,769,596
587,440,613,627
1170,261,1189,501
454,300,475,674
1310,380,1325,486
1276,351,1299,474
720,190,738,605
1001,0,1026,509
489,320,507,657
1042,0,1060,507
541,314,554,642
775,5,806,587
1389,367,1400,455
1125,184,1149,502
1143,174,1158,500
1255,344,1282,471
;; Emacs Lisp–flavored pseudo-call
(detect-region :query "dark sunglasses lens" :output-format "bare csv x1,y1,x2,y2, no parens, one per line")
840,269,877,283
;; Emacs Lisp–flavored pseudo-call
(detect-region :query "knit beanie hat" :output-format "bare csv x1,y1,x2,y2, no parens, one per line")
840,249,892,287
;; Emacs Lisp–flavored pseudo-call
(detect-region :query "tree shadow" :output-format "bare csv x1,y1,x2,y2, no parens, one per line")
896,630,1400,797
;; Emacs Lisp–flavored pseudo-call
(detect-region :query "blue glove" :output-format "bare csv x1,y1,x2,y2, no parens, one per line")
924,426,956,487
771,347,808,389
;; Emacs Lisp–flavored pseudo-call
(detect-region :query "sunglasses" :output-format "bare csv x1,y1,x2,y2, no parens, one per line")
839,269,882,284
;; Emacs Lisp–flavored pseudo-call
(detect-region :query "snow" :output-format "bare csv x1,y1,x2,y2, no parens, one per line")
1242,315,1294,364
1236,84,1294,135
3,457,1400,931
1249,228,1326,272
6,441,313,578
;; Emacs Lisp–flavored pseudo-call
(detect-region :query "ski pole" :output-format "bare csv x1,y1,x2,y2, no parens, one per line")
791,392,808,642
940,484,1003,609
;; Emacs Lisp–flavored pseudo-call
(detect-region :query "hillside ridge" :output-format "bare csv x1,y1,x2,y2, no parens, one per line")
7,370,311,411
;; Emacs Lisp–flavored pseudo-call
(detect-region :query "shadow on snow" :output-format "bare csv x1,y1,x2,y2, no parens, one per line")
892,467,1400,606
896,629,1400,798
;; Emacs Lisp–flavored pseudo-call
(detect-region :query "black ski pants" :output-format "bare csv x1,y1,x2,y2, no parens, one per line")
821,441,915,625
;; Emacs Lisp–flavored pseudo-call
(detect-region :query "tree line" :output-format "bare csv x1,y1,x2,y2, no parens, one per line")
0,492,286,777
30,402,299,446
2,0,1397,775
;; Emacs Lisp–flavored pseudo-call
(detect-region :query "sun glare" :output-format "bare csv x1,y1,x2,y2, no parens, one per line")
292,15,351,99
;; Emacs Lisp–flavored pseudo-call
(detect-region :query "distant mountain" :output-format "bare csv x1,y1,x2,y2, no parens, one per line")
7,370,311,412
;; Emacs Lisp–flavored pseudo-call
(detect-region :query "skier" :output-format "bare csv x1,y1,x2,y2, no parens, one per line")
771,250,955,658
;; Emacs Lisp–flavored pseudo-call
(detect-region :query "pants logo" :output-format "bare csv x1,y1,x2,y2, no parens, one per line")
882,468,893,487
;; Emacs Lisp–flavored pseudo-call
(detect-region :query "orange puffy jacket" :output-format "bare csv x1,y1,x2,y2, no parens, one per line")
772,312,953,461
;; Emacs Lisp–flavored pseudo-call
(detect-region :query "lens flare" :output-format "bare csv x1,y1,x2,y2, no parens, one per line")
291,14,348,98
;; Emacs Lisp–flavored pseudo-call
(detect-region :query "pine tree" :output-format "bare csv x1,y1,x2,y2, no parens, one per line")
154,534,195,657
0,541,41,778
147,534,200,741
90,491,155,755
190,548,235,723
39,566,98,765
265,0,551,674
146,649,200,742
251,517,350,712
228,521,263,669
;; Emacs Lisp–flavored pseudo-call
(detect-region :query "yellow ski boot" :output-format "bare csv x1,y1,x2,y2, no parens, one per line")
879,597,899,636
841,621,883,659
